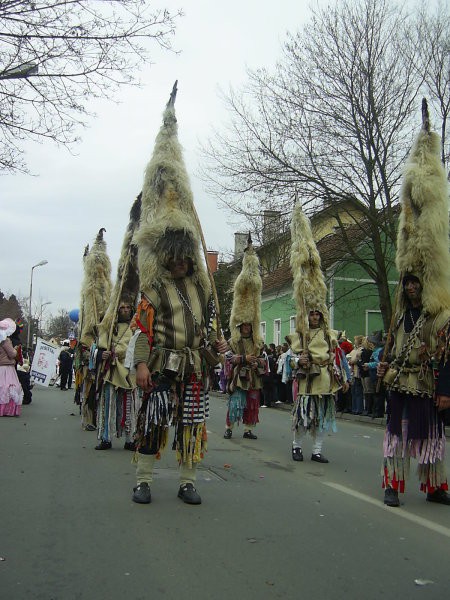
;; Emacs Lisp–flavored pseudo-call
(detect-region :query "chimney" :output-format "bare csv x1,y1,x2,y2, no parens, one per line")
206,250,219,273
262,210,281,244
234,232,248,260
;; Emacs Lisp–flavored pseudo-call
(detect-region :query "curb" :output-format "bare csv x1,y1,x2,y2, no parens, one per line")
210,392,449,438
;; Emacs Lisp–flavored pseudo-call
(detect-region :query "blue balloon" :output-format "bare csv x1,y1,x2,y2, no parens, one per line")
69,308,80,323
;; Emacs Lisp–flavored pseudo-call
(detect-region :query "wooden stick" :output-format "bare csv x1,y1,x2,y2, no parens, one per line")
192,205,223,340
376,274,403,391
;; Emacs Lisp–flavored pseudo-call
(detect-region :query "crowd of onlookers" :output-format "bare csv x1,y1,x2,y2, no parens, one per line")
212,330,389,418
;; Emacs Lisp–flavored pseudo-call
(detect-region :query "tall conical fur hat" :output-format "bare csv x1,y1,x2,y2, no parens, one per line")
290,203,329,334
77,243,90,341
135,81,210,295
80,228,112,343
99,194,142,341
229,234,263,347
396,99,450,315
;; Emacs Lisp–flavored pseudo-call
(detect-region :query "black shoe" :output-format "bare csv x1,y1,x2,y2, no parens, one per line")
95,440,112,450
85,424,96,431
60,387,67,391
132,482,151,504
178,483,202,505
224,429,232,439
292,447,303,462
124,441,136,451
384,487,400,507
426,489,450,505
311,453,329,463
243,431,258,439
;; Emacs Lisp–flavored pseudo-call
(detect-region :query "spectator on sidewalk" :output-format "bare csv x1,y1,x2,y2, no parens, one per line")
58,342,74,391
335,334,352,412
276,342,290,403
261,344,278,407
364,330,385,418
347,335,364,415
0,318,24,417
359,336,375,416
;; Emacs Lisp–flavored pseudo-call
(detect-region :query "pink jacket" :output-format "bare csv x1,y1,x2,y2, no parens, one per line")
0,338,17,367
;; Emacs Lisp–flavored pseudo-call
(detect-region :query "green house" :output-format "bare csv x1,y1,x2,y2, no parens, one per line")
259,224,398,345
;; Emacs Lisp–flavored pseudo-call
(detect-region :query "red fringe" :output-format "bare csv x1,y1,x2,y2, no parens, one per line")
382,467,405,493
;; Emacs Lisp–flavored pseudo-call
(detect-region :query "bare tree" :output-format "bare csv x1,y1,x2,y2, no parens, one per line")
201,0,448,329
0,0,182,173
414,0,450,167
47,309,71,339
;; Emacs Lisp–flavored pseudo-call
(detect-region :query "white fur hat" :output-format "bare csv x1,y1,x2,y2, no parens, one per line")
290,203,329,334
229,234,263,347
135,81,210,296
396,100,450,314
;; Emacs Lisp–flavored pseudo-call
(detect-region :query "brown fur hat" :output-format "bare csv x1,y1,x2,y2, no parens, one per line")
290,203,329,335
396,101,450,315
134,82,210,296
229,234,263,348
99,194,142,342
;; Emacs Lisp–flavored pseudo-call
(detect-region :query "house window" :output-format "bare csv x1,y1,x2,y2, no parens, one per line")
274,319,281,346
260,321,266,342
289,316,296,333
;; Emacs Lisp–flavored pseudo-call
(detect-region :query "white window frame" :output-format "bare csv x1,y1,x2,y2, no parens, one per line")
365,309,382,336
274,318,281,346
289,315,296,333
260,321,266,343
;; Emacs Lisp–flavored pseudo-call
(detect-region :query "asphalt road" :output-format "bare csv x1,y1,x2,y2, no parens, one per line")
1,386,449,600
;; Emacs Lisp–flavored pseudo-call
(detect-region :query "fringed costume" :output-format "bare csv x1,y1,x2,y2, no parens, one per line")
76,229,112,431
131,82,221,505
224,235,265,440
95,320,136,449
224,337,264,436
288,328,342,459
287,204,345,462
383,305,450,497
382,100,450,506
94,193,141,451
133,281,215,468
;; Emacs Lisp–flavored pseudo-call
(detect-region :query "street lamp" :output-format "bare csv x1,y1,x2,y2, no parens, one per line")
39,301,52,338
27,260,48,351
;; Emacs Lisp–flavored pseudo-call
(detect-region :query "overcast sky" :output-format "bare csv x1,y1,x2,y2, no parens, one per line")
1,0,318,322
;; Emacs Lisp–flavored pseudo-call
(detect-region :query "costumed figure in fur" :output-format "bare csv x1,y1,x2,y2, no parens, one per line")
223,233,266,441
286,203,348,464
131,81,227,506
94,193,142,452
73,243,89,411
378,99,450,507
77,228,112,431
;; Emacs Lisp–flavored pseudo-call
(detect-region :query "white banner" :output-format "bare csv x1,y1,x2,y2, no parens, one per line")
30,338,59,387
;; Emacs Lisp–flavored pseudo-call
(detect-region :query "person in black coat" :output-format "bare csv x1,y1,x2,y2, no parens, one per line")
58,342,74,390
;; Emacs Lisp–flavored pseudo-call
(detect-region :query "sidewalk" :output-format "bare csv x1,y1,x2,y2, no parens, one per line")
266,400,387,427
262,399,450,438
212,391,449,437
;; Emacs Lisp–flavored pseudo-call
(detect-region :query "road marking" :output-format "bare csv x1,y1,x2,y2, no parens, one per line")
323,481,450,539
